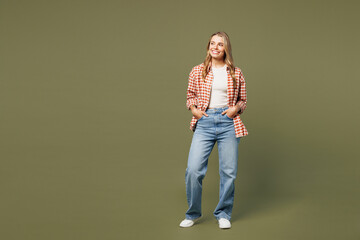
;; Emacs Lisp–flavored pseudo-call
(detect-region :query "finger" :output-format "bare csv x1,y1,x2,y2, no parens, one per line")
203,111,209,117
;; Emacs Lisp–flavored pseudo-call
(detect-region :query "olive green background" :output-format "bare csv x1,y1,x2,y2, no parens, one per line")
1,0,359,239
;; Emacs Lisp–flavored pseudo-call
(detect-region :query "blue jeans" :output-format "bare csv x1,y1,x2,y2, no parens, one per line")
185,107,241,221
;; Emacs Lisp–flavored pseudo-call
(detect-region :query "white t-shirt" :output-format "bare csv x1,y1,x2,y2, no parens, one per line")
208,64,228,109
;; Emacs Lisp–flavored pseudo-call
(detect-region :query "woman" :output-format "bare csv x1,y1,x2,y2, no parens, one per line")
179,31,248,229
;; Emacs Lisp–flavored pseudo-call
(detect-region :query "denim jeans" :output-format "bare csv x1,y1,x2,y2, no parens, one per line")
185,107,241,221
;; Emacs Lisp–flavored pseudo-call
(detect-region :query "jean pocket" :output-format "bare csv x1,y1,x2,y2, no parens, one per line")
224,114,234,120
197,115,205,121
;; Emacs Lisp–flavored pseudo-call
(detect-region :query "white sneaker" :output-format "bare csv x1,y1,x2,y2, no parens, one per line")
218,218,231,229
179,217,200,227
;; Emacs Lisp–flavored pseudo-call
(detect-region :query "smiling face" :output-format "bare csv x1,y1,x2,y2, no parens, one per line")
208,35,225,60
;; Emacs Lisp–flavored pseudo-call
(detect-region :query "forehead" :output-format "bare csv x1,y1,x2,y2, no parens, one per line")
210,35,224,43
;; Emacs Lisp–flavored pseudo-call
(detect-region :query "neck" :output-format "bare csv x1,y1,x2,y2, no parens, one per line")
211,58,226,68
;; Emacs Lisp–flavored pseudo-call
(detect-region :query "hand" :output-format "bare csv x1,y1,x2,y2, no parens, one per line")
221,106,238,119
191,107,208,120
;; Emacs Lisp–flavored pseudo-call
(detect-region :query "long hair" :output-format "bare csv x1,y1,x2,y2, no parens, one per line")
202,31,236,88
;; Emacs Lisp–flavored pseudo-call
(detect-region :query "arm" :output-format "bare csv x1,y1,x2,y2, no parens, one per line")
186,68,198,110
186,68,208,119
235,70,247,114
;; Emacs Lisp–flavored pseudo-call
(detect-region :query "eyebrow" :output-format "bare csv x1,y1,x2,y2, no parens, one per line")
210,41,224,44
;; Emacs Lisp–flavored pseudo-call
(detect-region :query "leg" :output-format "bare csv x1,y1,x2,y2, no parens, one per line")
213,128,241,220
185,130,216,220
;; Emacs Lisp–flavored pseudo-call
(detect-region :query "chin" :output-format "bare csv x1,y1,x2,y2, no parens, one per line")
212,55,223,60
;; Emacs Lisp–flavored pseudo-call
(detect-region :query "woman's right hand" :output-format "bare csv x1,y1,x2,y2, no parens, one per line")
191,106,208,120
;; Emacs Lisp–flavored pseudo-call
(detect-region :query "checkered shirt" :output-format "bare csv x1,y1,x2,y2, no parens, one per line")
186,63,248,138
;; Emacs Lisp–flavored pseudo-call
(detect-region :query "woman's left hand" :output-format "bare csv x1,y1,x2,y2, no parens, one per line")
222,106,238,119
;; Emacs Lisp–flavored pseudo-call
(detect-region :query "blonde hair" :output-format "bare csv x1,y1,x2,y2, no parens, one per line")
202,31,236,88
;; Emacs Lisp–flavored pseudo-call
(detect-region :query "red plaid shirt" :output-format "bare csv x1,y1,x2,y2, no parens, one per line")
186,63,248,138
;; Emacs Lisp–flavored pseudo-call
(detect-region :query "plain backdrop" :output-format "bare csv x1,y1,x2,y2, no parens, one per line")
1,0,359,239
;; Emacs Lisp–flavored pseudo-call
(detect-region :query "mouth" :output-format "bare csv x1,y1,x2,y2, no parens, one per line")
211,50,220,55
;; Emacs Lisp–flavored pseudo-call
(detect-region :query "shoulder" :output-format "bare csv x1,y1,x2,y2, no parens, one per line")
234,66,242,74
234,66,245,82
190,63,204,72
189,63,204,78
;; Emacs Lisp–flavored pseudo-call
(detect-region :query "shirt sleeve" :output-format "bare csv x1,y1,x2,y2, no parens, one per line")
236,69,247,114
186,67,199,110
